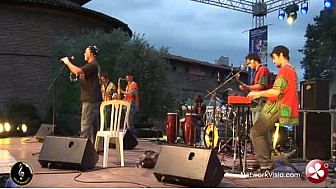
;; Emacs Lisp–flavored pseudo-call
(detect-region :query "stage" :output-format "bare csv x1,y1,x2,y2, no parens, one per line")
0,137,335,188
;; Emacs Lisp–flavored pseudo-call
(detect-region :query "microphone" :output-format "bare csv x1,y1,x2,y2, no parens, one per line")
225,64,234,80
240,59,254,68
60,56,75,63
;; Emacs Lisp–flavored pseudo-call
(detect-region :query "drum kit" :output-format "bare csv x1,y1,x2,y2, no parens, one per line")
165,66,256,173
165,96,239,149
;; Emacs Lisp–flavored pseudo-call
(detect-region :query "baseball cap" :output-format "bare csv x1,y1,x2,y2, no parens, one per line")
270,45,289,57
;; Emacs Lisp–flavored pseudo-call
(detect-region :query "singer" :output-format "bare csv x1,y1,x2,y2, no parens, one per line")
247,45,299,172
61,45,102,145
235,52,272,124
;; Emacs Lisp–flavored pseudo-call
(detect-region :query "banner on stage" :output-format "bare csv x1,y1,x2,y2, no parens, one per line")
248,26,268,84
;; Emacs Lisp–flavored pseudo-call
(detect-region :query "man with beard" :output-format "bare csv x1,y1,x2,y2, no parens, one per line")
247,45,299,171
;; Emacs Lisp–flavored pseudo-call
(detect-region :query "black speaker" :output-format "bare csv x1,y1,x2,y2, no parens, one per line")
297,111,333,160
153,145,224,187
38,136,98,170
35,124,53,142
300,79,329,110
109,129,138,150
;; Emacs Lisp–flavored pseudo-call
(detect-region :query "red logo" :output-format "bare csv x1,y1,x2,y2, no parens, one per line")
305,159,328,183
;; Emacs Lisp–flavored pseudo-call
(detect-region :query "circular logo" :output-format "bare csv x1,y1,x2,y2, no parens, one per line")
305,159,328,183
10,161,34,186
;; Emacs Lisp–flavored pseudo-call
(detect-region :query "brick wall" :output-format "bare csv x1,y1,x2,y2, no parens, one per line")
0,4,124,118
168,60,247,102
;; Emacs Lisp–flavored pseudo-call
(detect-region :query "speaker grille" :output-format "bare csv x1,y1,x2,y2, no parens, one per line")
300,79,329,110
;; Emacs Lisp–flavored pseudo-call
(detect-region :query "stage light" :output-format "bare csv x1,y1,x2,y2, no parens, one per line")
278,10,285,20
285,3,299,24
324,0,332,8
301,3,308,14
0,124,3,133
287,12,297,25
4,122,11,132
21,124,27,133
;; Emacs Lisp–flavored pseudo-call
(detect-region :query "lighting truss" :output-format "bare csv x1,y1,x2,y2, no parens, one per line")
190,0,308,16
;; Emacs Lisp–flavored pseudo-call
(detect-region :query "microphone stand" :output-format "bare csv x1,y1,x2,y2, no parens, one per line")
205,67,247,150
48,64,66,135
205,67,246,98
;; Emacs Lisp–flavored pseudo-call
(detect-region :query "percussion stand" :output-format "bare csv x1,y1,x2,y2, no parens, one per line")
173,99,183,143
217,106,235,154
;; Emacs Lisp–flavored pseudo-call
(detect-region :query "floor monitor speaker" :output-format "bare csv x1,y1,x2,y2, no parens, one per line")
35,124,53,142
38,136,98,170
153,145,224,187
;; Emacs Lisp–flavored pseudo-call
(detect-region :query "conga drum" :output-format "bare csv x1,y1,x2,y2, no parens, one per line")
184,113,197,145
166,113,179,143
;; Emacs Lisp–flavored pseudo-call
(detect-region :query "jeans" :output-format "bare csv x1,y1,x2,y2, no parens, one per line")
196,120,204,143
250,109,279,168
81,102,100,145
127,103,138,132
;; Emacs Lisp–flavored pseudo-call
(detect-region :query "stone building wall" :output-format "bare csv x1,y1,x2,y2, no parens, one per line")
0,3,130,118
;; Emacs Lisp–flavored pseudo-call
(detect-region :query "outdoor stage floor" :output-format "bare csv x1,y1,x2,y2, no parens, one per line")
0,136,335,188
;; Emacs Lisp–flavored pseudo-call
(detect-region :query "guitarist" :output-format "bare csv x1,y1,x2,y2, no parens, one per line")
235,52,272,124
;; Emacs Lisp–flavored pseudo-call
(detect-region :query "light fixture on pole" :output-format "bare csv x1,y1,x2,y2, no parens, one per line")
301,2,308,14
285,3,299,25
278,9,285,20
287,12,297,24
324,0,332,8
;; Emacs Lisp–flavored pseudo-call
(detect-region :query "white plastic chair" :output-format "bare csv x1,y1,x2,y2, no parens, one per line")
95,100,131,167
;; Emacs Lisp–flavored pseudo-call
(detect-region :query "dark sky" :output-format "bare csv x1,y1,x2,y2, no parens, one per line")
84,0,324,82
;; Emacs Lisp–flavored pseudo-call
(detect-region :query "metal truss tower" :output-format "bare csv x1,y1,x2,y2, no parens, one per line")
191,0,308,28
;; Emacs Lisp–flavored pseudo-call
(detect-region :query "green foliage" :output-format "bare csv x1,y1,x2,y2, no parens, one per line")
47,29,171,133
300,6,336,79
7,100,41,135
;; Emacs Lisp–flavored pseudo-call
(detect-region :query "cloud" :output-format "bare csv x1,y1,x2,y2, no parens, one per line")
84,0,325,82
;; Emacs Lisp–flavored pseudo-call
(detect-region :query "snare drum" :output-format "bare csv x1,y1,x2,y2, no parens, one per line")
166,113,179,143
184,113,197,145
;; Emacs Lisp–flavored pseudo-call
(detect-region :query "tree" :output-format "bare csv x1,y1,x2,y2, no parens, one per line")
300,6,336,80
48,29,171,135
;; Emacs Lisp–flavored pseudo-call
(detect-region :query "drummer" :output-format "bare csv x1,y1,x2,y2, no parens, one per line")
193,94,206,146
235,52,272,124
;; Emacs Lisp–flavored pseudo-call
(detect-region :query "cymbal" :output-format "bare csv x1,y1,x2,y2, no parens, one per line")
227,90,246,96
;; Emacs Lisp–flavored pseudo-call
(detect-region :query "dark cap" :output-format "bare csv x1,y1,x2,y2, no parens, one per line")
270,45,289,58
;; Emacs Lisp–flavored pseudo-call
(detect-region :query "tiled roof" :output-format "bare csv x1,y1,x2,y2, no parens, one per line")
67,0,90,6
0,0,132,36
166,54,233,70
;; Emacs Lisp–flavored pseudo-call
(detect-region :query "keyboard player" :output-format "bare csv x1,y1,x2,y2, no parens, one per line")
235,52,272,124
